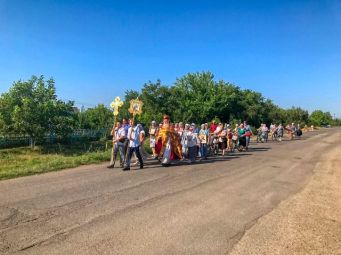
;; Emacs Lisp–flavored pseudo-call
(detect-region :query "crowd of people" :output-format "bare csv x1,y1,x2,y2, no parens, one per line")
108,115,303,170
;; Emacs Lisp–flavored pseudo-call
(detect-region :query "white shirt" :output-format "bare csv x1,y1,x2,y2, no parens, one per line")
261,126,268,132
187,131,198,147
128,126,141,148
115,127,126,141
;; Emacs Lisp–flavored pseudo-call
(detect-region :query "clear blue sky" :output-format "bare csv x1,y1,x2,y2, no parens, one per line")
1,0,340,117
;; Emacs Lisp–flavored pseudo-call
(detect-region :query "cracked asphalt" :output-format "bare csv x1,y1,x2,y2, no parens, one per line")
0,129,339,255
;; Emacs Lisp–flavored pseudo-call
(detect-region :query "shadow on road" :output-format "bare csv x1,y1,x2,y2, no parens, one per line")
114,146,271,170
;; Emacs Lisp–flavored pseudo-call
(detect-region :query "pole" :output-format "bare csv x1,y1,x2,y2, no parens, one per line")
110,97,124,168
111,115,118,168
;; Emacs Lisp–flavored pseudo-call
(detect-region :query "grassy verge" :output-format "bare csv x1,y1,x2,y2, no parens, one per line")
0,139,153,181
0,142,111,181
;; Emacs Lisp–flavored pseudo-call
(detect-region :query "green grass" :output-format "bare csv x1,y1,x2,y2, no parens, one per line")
0,139,154,181
0,142,111,180
143,137,152,154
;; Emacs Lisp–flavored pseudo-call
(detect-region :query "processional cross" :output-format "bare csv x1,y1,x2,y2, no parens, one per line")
110,96,124,123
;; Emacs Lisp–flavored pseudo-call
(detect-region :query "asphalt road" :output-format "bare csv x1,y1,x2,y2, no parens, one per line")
0,128,339,255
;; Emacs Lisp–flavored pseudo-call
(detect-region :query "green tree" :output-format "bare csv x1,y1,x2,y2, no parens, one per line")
284,107,309,126
80,104,114,133
334,118,341,126
238,89,265,126
139,80,173,124
262,101,286,126
172,72,217,123
215,81,243,123
52,100,76,141
0,76,75,147
309,110,333,126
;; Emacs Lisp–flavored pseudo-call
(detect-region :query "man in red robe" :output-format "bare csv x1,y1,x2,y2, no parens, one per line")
155,115,183,166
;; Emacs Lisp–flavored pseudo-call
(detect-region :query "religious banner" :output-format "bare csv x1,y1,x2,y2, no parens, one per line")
128,98,143,118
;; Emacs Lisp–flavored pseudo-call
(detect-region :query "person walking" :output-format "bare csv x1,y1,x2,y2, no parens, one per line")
122,119,144,171
132,124,148,165
218,125,227,156
244,121,252,150
122,118,131,159
286,123,294,140
227,126,233,152
277,123,284,141
178,122,184,137
237,123,247,150
139,124,148,160
199,124,208,159
108,121,126,168
149,121,158,159
181,124,190,158
191,123,200,156
187,126,198,163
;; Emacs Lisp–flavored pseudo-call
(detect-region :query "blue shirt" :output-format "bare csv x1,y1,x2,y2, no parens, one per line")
123,124,130,134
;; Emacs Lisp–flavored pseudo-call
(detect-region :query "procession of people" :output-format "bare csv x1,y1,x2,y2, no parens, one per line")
108,114,303,170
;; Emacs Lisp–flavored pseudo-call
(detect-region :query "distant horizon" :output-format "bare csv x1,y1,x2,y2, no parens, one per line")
1,0,340,117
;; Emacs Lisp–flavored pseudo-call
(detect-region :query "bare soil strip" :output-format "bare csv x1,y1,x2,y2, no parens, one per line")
230,132,341,255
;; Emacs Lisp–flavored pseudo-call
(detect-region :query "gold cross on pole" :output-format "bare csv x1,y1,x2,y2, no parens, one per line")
110,96,123,117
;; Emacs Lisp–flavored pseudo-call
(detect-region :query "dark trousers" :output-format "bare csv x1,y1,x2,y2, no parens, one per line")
200,143,208,158
188,146,197,163
125,146,143,168
123,139,129,159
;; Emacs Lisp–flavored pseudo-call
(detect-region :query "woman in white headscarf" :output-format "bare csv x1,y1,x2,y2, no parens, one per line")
149,121,158,159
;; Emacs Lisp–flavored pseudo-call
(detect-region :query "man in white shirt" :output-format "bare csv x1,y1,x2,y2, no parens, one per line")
123,119,144,171
108,121,126,168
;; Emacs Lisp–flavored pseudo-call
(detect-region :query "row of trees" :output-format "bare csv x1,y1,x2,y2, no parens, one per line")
0,73,339,147
117,72,337,128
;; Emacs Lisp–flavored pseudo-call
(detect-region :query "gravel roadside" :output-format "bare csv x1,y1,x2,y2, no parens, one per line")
229,136,341,255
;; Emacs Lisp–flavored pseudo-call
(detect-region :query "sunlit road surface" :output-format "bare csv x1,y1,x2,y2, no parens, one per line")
0,128,340,255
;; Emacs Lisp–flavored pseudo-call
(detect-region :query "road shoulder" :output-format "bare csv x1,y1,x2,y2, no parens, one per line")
229,144,341,255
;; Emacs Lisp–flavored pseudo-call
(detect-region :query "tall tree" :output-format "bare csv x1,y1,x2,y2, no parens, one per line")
139,80,173,124
284,107,309,125
80,104,113,132
309,110,333,126
0,76,75,147
172,72,217,123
